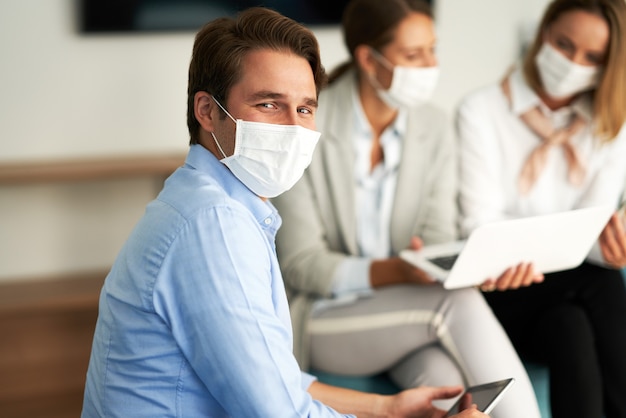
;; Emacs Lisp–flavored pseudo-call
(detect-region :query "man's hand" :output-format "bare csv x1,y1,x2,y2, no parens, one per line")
382,386,490,418
309,382,490,418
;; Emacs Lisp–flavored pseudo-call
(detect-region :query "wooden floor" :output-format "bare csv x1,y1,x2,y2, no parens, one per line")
0,272,105,418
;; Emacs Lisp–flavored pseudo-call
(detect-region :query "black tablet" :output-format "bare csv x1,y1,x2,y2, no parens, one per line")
447,377,515,415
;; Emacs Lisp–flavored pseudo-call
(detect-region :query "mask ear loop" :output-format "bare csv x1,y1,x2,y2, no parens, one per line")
210,96,237,159
369,48,395,72
210,132,228,159
211,96,237,123
367,48,396,92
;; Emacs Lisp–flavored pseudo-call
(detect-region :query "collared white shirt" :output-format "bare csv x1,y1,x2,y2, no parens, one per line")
325,86,405,300
456,67,626,237
354,94,404,259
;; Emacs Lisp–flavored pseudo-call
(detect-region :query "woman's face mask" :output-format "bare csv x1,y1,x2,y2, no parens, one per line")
535,41,601,99
210,97,320,198
368,48,440,109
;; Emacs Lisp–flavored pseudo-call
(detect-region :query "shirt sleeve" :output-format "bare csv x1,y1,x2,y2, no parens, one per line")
579,129,626,266
153,204,350,418
330,257,373,296
577,128,626,209
301,371,318,390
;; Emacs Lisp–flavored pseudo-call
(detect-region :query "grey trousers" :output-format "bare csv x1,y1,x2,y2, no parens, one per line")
308,284,540,418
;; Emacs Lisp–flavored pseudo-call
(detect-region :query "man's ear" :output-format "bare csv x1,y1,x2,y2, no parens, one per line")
194,91,217,132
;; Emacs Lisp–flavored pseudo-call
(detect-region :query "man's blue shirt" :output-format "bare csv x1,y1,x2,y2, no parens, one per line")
82,144,349,417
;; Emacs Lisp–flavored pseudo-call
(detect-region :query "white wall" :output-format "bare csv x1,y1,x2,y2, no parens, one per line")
0,0,549,282
0,1,190,162
433,0,549,115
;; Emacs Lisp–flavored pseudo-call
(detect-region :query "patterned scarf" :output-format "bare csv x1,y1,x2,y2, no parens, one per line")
502,76,587,195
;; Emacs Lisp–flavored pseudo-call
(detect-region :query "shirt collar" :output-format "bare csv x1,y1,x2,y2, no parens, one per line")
351,81,407,138
184,144,279,230
508,67,594,122
351,83,405,174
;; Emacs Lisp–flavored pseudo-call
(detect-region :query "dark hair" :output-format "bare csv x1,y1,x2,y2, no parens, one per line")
522,0,626,140
186,7,327,144
329,0,433,83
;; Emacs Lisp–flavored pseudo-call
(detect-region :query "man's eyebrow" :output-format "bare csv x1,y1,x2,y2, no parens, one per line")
304,98,319,108
248,91,318,108
248,91,283,101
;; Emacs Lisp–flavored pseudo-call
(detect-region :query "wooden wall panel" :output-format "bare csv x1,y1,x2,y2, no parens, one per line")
0,273,104,418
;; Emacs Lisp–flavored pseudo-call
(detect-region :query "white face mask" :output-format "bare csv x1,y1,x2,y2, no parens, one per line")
535,42,601,99
369,49,440,109
210,97,320,198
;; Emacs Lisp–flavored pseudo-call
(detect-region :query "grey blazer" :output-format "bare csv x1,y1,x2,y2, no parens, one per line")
272,69,458,369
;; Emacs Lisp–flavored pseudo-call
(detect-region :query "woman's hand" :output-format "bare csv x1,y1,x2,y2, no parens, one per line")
370,237,437,287
599,212,626,268
370,237,438,287
479,262,544,292
371,257,437,287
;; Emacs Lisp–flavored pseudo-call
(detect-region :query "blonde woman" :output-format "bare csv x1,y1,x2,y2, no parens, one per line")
456,0,626,416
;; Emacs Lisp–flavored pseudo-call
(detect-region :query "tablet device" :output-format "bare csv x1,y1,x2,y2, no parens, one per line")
400,205,614,289
447,377,515,415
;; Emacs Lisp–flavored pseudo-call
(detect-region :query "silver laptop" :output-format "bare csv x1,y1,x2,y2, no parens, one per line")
400,205,614,289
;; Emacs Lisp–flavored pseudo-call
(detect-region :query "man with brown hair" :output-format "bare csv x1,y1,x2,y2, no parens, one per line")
81,7,487,417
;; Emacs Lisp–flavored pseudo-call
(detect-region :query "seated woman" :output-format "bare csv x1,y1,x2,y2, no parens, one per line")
272,0,541,416
456,0,626,416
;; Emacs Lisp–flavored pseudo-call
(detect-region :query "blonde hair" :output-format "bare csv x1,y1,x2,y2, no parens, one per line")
522,0,626,141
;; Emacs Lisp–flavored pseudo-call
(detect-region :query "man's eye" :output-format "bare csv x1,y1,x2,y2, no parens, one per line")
298,107,312,115
256,102,277,110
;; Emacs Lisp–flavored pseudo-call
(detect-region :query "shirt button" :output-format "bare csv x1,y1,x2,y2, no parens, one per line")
264,218,272,225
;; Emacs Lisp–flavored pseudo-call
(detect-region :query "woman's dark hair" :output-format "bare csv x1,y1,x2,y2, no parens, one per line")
329,0,433,83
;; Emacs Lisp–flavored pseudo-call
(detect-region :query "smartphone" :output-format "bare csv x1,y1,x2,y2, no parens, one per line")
447,377,515,415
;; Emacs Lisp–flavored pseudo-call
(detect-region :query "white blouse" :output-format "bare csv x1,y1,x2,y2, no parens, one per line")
456,68,626,238
323,86,404,302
